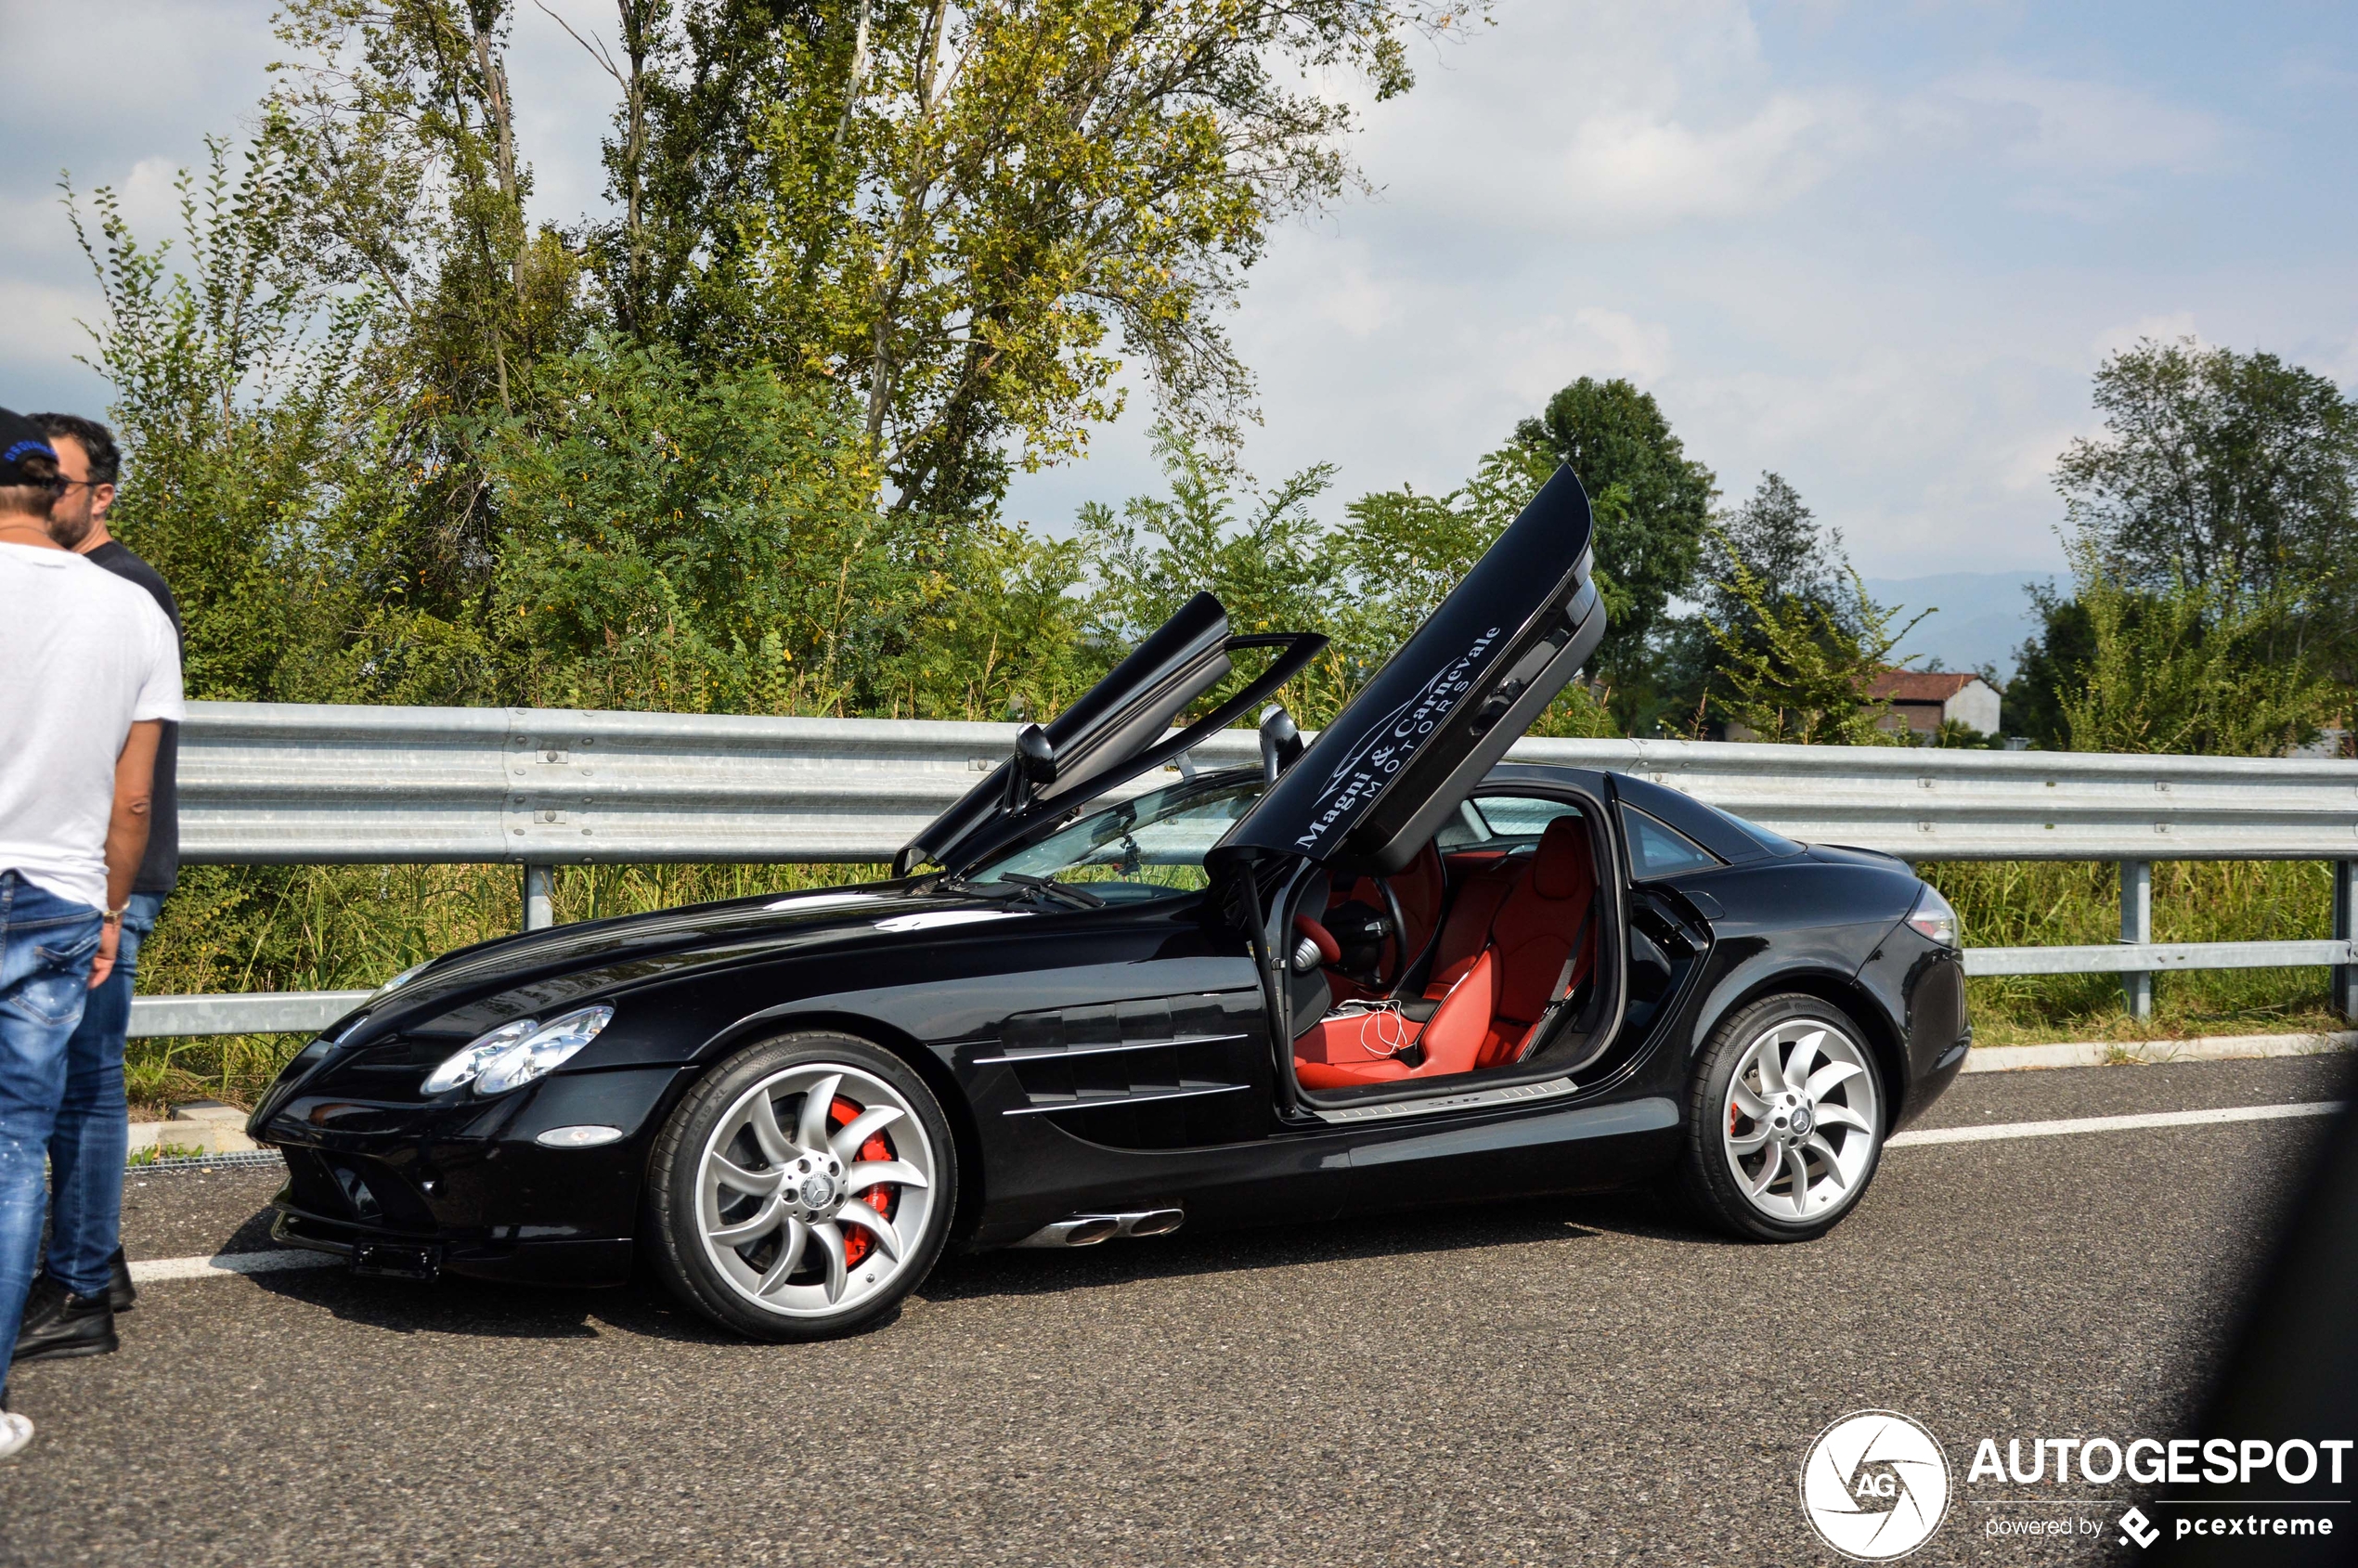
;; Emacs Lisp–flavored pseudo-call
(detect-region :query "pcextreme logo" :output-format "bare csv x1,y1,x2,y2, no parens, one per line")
1800,1410,1954,1561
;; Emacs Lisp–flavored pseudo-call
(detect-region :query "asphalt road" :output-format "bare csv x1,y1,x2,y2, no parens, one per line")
3,1053,2351,1568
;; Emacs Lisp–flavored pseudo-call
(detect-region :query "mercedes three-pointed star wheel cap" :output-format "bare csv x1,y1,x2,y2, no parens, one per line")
1217,465,1602,873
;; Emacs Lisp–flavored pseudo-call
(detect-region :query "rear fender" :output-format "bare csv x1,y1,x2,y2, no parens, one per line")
1686,961,1909,1125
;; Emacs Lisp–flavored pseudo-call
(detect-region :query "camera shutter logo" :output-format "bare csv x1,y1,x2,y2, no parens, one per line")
1799,1410,1953,1560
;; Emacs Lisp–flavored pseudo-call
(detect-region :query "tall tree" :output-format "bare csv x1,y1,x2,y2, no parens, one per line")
1695,473,1863,638
2055,337,2358,670
590,0,1486,518
267,0,589,630
1659,471,1883,736
1512,376,1716,726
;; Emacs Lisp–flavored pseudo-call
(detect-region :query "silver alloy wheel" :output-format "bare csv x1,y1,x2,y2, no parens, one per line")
1718,1017,1881,1221
694,1062,938,1318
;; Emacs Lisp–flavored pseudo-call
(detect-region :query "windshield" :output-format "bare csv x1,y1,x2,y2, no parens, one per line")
965,774,1266,903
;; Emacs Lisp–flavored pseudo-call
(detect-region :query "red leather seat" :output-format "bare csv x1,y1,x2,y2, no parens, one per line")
1475,814,1598,1067
1292,950,1496,1089
1292,814,1597,1090
1421,858,1519,998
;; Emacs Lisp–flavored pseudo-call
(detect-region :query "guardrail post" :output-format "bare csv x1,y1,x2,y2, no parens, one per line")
2118,860,2152,1020
2335,861,2357,1021
523,862,555,931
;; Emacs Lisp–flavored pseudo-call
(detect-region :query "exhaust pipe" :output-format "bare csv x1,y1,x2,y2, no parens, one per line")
1117,1208,1185,1238
1013,1216,1123,1249
1012,1209,1185,1248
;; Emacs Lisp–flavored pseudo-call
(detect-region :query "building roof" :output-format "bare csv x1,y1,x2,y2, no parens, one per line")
1868,669,1994,703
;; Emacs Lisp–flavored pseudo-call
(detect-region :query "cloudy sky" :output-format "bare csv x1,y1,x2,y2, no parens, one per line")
6,0,2354,580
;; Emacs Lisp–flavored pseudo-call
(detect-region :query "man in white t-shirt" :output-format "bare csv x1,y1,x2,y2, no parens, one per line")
0,408,182,1461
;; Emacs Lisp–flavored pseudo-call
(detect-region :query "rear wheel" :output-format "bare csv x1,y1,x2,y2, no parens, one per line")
646,1032,956,1340
1675,995,1885,1243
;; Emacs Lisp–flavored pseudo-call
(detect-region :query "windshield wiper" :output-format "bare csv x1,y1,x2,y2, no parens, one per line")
928,873,1108,911
999,873,1108,910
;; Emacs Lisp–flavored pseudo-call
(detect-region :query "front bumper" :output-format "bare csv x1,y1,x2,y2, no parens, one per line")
251,1064,689,1289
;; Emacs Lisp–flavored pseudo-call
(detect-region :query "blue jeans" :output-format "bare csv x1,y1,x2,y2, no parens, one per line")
0,872,103,1404
46,891,160,1299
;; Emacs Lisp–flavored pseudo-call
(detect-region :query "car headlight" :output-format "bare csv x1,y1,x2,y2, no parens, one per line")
474,1006,615,1096
370,960,432,1004
1906,886,1961,948
422,1018,539,1095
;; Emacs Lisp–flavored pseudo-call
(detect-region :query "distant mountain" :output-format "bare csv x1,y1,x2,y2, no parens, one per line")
1860,572,2059,685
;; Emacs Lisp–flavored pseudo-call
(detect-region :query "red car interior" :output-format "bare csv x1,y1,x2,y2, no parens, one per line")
1292,814,1600,1091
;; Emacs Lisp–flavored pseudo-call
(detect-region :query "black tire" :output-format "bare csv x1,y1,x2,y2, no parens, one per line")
1674,993,1886,1243
645,1031,958,1341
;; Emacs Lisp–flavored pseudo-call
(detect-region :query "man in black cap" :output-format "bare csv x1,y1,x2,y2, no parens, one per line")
6,415,179,1367
0,408,180,1461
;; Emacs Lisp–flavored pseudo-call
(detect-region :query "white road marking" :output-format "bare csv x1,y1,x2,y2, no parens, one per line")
1889,1100,2345,1147
127,1250,343,1284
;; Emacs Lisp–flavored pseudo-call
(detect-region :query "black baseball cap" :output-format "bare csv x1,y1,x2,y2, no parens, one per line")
0,408,60,487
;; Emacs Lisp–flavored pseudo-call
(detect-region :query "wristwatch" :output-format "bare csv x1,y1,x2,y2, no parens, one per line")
102,905,127,927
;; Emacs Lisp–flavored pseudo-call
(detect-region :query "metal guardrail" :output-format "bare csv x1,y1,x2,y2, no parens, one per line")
127,704,2358,1038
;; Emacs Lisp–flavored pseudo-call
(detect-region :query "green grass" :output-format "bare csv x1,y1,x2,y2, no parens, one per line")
1921,859,2348,1047
126,1141,212,1166
127,854,2353,1115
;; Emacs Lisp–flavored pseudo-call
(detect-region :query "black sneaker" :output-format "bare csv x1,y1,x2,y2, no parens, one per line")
11,1276,118,1364
108,1249,136,1315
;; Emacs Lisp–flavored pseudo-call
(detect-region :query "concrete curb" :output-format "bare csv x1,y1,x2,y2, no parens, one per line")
129,1101,259,1158
1963,1030,2358,1073
127,1122,260,1157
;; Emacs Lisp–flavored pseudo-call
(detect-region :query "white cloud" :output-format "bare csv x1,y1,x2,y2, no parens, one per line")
115,158,188,241
1302,248,1402,339
1548,92,1863,231
1497,307,1676,400
1353,1,1871,236
0,276,102,364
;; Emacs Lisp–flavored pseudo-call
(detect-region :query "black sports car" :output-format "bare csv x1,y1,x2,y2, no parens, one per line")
248,468,1971,1340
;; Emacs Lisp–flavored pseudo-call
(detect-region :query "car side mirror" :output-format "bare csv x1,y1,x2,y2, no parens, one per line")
1259,706,1303,783
1014,723,1059,789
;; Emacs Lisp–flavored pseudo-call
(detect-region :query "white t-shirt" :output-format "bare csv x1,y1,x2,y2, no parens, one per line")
0,539,186,911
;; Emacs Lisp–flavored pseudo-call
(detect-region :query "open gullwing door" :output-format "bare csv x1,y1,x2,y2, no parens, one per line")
894,591,1327,876
1215,466,1603,875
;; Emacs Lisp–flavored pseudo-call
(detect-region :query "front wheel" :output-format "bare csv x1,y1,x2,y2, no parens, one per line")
1675,995,1885,1242
646,1032,957,1340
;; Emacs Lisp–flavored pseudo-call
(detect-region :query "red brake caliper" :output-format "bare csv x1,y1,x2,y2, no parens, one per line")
828,1095,897,1268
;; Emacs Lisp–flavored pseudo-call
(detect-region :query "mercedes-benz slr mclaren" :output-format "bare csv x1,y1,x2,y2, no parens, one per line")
248,468,1971,1339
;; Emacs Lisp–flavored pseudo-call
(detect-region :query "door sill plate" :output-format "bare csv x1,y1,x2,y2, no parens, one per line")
1304,1074,1579,1124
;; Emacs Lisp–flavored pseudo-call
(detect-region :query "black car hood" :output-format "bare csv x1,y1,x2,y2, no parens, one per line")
354,880,997,1032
